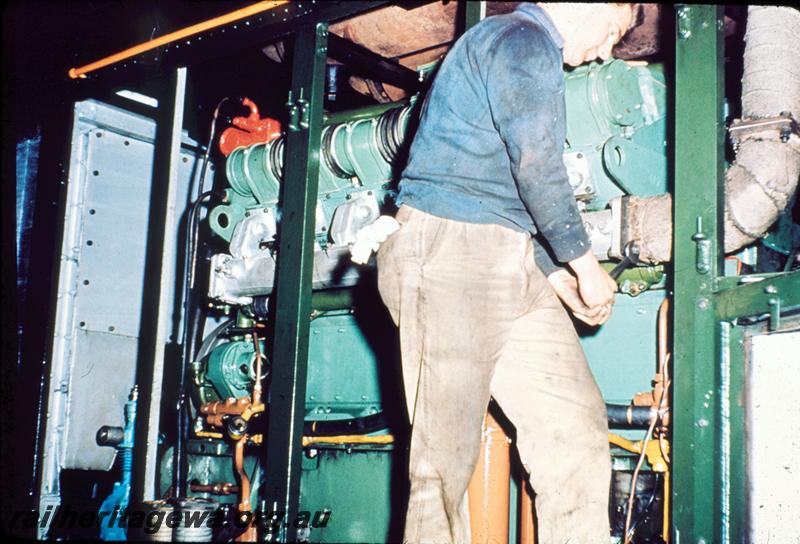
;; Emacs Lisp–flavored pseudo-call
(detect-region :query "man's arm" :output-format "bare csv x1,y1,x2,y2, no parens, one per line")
486,24,617,316
485,24,588,263
532,236,562,277
534,237,611,326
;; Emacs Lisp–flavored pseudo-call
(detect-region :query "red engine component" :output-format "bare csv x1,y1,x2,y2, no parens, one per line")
218,97,282,156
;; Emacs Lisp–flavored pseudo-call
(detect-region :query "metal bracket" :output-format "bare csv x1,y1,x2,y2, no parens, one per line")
298,98,310,130
677,5,693,40
764,285,782,331
287,89,311,132
692,216,712,275
729,113,800,147
286,90,299,132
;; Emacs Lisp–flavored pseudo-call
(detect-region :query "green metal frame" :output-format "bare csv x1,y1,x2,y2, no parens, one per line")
716,274,800,328
263,22,329,542
671,5,800,542
262,3,480,541
671,6,725,541
463,0,486,30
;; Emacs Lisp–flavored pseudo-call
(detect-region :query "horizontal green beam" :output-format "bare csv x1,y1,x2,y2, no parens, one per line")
714,271,785,291
715,270,800,322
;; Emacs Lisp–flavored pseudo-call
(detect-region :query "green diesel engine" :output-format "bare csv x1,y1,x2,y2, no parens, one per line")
165,59,669,543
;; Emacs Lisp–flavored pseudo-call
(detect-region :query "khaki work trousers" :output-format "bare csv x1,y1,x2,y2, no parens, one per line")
377,205,611,544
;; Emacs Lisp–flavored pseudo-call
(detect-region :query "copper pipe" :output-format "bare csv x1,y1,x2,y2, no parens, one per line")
251,332,263,407
234,438,250,512
657,298,669,373
190,482,239,495
467,412,511,544
200,397,251,428
519,480,536,544
234,436,257,542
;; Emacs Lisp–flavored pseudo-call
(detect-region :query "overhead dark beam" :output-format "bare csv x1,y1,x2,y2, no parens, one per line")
327,33,422,92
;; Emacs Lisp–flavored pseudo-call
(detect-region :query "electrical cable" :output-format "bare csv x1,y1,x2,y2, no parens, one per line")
623,298,670,544
251,331,263,406
625,337,672,542
659,354,672,465
623,411,657,544
304,412,389,437
627,472,661,536
196,98,230,200
174,191,214,498
185,98,232,326
195,319,236,361
174,97,231,498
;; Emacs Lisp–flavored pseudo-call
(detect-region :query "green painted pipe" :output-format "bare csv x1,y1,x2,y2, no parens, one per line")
322,99,409,126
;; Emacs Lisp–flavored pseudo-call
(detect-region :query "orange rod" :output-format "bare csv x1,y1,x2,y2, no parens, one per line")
657,298,669,374
467,412,511,544
519,480,536,544
68,0,290,79
234,437,251,513
234,436,258,542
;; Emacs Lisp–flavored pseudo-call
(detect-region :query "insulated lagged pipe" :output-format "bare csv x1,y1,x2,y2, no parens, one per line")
723,6,800,252
621,6,800,264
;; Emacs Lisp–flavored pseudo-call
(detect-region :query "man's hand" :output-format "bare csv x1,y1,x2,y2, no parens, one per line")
563,250,619,324
547,269,611,326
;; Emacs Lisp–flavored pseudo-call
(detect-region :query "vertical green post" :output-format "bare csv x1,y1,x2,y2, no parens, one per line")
671,5,725,542
463,0,486,30
264,23,328,542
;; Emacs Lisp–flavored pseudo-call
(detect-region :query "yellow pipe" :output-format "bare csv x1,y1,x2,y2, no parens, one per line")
301,434,394,447
195,430,392,447
608,433,640,454
609,433,669,471
195,430,224,439
68,1,290,79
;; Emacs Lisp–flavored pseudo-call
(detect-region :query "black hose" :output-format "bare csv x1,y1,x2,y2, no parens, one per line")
628,472,661,537
174,97,231,498
195,319,236,362
303,412,389,437
174,191,214,498
606,403,656,429
196,98,230,201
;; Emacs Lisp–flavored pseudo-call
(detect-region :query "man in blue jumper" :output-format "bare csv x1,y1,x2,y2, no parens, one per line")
377,3,638,542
